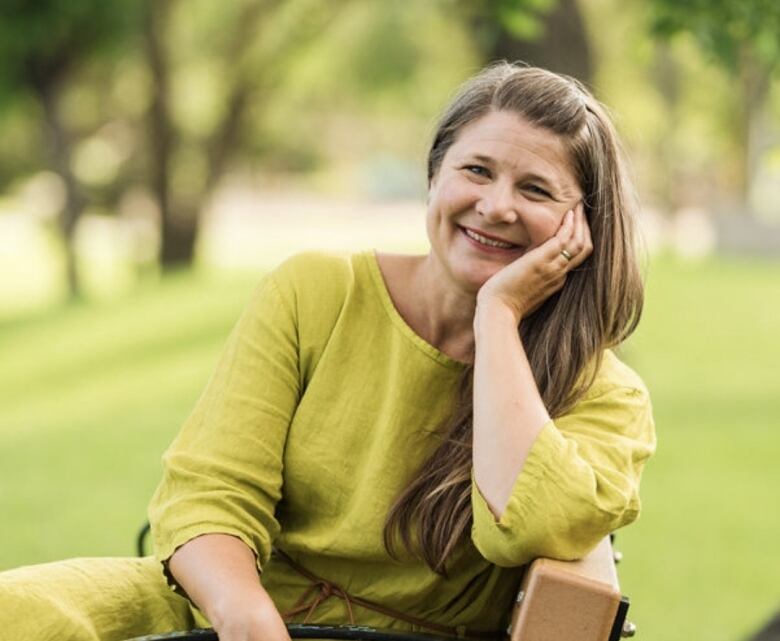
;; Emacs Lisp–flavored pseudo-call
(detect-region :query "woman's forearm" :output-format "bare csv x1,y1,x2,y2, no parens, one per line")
168,533,285,635
472,298,550,518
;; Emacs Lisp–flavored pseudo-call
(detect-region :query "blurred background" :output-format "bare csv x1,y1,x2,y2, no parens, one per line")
0,0,778,639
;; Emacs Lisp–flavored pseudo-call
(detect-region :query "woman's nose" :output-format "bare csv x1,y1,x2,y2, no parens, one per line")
476,181,519,224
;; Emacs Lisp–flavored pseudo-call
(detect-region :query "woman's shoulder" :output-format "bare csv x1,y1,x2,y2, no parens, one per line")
266,250,371,306
585,349,651,401
563,349,654,447
272,250,363,285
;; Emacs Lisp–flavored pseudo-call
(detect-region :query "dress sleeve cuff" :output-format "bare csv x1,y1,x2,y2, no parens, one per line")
471,420,565,567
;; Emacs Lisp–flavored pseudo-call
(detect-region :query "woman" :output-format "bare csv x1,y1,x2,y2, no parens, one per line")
0,62,655,641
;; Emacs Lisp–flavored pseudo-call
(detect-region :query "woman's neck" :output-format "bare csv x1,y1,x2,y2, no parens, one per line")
410,253,477,362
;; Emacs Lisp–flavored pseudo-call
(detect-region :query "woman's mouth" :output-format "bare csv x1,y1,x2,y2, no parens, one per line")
459,226,521,253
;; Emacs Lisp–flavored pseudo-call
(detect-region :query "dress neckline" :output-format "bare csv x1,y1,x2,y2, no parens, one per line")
360,250,467,371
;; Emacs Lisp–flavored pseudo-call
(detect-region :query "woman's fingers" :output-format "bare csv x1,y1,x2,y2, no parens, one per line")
566,203,591,269
547,208,576,268
556,202,592,270
557,208,575,244
571,203,585,251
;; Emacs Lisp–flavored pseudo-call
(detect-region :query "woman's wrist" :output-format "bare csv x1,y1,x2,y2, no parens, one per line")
207,581,273,630
474,293,523,333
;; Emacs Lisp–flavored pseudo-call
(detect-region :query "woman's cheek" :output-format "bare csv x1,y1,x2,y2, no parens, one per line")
440,175,479,211
527,205,564,246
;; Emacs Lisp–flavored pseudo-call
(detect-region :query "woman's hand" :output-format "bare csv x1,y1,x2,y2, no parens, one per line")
476,202,592,324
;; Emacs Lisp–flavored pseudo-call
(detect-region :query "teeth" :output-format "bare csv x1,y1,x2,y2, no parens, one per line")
464,228,515,248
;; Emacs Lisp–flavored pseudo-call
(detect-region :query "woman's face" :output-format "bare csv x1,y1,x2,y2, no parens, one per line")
426,109,583,293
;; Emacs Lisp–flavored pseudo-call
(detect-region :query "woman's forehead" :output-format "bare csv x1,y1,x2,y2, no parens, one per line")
448,110,579,191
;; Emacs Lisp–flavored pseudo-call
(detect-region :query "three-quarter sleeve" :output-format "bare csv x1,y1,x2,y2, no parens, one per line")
470,380,655,567
148,272,300,580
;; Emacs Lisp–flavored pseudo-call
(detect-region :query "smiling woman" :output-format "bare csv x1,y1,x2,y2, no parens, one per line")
0,62,654,641
425,109,582,291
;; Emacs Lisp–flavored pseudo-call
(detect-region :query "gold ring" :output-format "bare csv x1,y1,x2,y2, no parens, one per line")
560,249,573,261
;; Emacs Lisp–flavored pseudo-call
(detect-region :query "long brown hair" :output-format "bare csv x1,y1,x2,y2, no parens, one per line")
383,62,645,574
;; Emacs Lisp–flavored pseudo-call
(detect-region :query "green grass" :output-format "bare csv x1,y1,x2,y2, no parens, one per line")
1,255,779,641
618,255,780,641
0,271,257,563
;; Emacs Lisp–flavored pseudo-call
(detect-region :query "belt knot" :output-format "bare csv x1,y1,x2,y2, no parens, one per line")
281,571,356,625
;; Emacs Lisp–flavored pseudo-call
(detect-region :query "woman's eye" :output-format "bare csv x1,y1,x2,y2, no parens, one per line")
465,165,490,178
525,184,551,198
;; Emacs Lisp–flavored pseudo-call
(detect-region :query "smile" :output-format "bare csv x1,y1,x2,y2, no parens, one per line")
460,226,519,251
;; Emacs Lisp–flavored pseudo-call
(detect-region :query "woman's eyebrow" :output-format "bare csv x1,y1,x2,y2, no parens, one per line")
459,153,496,166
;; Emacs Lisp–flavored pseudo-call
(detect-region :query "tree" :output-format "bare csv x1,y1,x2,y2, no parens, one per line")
462,0,593,86
0,0,354,290
648,0,780,210
0,0,141,297
143,0,352,267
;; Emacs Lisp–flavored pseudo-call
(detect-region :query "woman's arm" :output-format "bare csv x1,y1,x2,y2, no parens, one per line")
169,533,291,641
472,299,548,517
470,205,655,566
148,267,303,640
472,206,585,516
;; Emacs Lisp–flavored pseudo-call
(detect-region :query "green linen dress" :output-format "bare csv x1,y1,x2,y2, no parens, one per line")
0,251,656,641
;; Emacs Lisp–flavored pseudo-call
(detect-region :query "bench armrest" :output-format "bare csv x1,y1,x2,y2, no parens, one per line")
507,537,629,641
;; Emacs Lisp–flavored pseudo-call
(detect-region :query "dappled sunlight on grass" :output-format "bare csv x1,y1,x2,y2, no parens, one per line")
0,270,256,562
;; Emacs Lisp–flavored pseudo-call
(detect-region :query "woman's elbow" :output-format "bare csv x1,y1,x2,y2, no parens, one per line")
474,503,638,567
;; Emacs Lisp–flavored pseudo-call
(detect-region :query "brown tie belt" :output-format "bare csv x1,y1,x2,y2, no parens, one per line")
274,548,501,640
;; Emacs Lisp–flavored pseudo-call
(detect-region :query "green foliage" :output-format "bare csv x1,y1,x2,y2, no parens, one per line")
0,0,775,231
341,5,420,94
495,0,557,40
463,0,559,47
0,0,142,101
245,1,478,177
0,0,144,193
649,0,780,73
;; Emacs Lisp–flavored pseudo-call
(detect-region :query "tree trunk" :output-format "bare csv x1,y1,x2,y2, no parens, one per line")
34,77,85,299
483,0,594,86
204,2,265,191
735,51,771,214
650,42,681,214
144,0,197,267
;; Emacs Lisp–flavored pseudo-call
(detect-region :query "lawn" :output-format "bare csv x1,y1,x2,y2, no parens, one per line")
1,254,778,641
